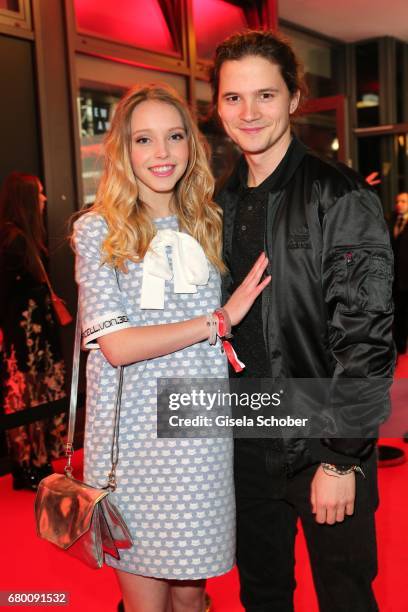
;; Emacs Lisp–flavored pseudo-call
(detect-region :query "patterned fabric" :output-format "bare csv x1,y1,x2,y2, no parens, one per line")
0,234,66,466
73,213,235,579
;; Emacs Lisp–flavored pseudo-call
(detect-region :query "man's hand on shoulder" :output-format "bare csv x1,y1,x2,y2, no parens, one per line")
310,465,355,525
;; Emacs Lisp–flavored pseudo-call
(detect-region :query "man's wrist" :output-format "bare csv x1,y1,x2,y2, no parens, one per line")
321,462,365,477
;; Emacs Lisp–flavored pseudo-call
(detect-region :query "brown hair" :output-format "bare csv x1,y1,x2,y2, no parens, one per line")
210,29,307,107
0,172,46,281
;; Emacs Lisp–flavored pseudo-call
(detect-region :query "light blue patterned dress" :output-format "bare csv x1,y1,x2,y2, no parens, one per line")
73,212,235,579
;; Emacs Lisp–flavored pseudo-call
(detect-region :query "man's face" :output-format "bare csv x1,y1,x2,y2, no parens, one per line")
395,193,408,215
217,55,299,156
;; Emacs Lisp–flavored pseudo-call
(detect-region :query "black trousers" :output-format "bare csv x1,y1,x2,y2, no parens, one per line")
234,440,379,612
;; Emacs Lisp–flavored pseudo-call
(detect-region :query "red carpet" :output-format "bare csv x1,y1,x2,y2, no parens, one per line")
1,355,407,611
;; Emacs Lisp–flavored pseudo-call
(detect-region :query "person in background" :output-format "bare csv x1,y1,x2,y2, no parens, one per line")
0,172,66,491
392,192,408,355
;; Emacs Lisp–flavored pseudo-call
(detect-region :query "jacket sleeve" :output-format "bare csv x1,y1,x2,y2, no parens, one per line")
320,186,395,459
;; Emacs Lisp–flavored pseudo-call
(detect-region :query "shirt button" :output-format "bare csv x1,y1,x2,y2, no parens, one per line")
241,225,247,231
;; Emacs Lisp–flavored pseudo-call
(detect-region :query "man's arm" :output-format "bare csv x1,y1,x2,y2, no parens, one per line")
322,186,395,452
311,185,395,523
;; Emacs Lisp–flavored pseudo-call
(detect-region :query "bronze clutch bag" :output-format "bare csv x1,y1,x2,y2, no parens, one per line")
34,308,132,568
35,473,132,569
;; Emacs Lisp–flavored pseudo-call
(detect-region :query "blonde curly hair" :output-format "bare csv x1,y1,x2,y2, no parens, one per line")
88,83,225,273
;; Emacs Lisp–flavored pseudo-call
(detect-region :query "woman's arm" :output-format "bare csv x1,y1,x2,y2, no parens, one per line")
98,316,208,366
98,252,270,366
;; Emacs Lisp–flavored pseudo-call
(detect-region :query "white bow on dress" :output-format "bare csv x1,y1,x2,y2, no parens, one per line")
140,229,209,309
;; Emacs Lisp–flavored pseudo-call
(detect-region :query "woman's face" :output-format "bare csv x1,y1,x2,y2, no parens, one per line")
37,180,47,214
130,100,189,204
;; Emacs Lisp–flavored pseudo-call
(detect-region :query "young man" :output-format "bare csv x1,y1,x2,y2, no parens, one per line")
211,31,395,612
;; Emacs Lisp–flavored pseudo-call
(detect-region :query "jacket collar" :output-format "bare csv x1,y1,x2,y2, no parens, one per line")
222,134,308,197
219,136,308,269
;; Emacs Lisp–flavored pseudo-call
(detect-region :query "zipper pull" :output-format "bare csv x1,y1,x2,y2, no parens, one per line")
345,251,353,265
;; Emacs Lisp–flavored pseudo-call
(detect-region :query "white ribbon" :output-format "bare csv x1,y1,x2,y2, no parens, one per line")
140,229,209,309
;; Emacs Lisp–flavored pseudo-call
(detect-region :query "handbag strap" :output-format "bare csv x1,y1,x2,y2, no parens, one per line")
65,298,123,491
33,251,54,294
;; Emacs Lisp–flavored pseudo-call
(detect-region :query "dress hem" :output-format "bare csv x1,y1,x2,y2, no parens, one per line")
105,559,236,581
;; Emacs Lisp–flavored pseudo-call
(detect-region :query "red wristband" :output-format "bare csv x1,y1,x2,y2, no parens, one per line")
211,309,244,372
222,340,245,373
213,308,232,338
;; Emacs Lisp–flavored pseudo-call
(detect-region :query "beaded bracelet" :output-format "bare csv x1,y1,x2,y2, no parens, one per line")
206,313,218,345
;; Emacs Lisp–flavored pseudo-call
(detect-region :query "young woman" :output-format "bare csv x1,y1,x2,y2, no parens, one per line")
72,84,270,612
0,172,66,491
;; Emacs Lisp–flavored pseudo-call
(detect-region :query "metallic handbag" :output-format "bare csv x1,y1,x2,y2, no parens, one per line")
34,306,133,569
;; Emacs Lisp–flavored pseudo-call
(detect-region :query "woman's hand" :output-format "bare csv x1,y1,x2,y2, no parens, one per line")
96,252,270,367
223,253,271,326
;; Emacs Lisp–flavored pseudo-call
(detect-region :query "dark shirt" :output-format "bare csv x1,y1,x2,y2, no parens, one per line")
229,138,296,378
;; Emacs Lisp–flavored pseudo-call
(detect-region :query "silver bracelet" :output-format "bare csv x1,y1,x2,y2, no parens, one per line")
321,463,366,478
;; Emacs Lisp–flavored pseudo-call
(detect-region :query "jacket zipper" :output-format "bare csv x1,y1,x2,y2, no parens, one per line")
334,243,389,252
263,193,282,271
345,251,353,308
262,194,292,472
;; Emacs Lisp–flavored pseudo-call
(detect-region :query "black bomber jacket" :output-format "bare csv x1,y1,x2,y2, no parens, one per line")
217,136,395,475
